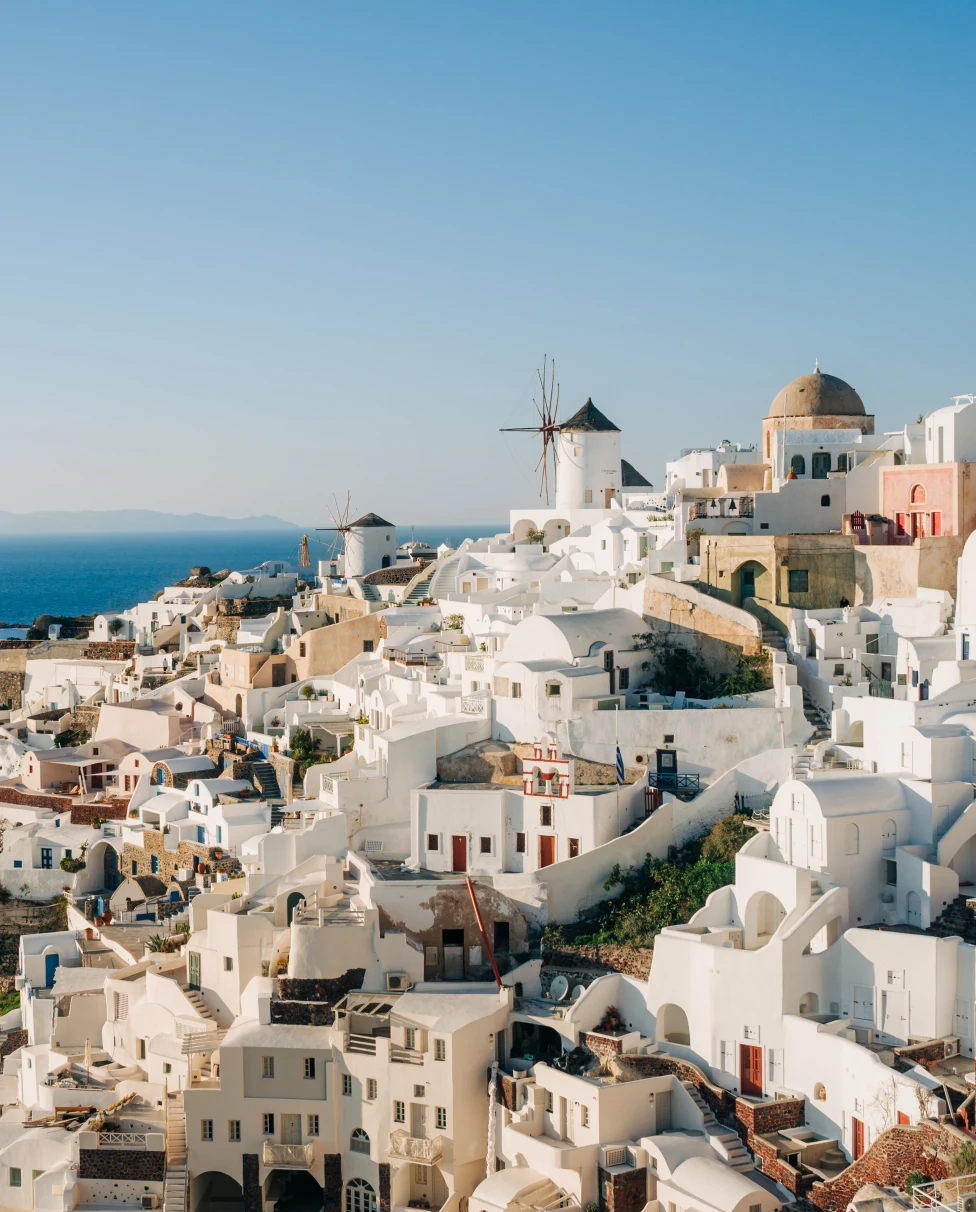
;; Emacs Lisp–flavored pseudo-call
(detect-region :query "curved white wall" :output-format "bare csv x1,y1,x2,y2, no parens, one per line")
556,430,621,510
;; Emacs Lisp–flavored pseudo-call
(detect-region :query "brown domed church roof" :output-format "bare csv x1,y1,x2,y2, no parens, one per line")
768,368,865,419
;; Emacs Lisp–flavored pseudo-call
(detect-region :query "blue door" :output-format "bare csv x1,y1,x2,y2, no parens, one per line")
45,953,59,986
156,768,165,785
964,634,971,661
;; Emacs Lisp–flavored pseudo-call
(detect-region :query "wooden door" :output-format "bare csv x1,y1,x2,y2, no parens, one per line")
411,1103,428,1139
852,1115,865,1159
282,1114,302,1144
451,835,466,872
539,835,556,868
739,1044,762,1097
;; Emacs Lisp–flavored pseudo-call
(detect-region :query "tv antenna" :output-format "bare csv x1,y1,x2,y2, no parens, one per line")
500,356,561,504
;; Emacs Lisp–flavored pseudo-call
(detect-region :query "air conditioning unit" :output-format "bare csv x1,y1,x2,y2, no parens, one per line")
944,1036,962,1058
960,1195,976,1212
387,972,411,992
141,1197,161,1210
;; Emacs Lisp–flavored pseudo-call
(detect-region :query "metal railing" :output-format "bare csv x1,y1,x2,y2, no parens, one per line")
97,1132,149,1147
913,1173,976,1212
292,895,365,928
461,693,488,716
388,1131,444,1163
263,1141,314,1169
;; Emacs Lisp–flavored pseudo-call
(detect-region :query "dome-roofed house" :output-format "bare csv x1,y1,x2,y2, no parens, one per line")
762,366,874,464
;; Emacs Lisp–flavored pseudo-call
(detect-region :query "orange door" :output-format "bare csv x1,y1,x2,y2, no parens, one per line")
739,1044,762,1097
852,1116,865,1159
539,835,556,868
451,835,467,872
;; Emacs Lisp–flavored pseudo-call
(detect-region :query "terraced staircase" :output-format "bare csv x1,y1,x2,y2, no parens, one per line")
927,895,976,943
251,760,280,798
178,983,216,1022
163,1090,187,1212
680,1081,754,1172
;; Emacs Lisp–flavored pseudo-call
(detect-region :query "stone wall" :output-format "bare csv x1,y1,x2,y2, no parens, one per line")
0,671,23,710
322,1153,342,1212
277,971,365,1004
0,1029,27,1060
893,1040,947,1070
270,1000,334,1026
242,1153,261,1212
543,944,655,981
78,1149,166,1180
809,1121,954,1211
0,787,71,812
59,704,102,737
85,641,136,661
122,828,216,884
599,1165,647,1212
378,1162,391,1212
70,798,129,825
580,1031,625,1061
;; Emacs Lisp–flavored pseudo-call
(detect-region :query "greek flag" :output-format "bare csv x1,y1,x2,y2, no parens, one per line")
615,745,625,785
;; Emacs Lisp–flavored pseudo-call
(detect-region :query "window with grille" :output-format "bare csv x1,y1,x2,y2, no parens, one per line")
263,1113,275,1134
201,1120,213,1141
343,1074,352,1096
304,1057,316,1079
351,1128,370,1154
580,1105,589,1127
308,1114,319,1135
426,834,438,851
394,1100,405,1123
540,805,552,827
405,1028,417,1050
367,1078,378,1099
113,991,128,1021
511,682,522,699
229,1121,240,1142
436,1107,447,1130
434,1039,446,1061
262,1056,274,1078
546,1091,553,1112
480,836,492,854
604,1146,626,1166
414,1084,425,1097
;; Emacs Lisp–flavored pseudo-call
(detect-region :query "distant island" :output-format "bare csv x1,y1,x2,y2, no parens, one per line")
0,509,302,534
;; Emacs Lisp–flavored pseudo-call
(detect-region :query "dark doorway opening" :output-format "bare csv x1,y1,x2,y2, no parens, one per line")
443,928,464,980
493,921,510,955
511,1020,563,1065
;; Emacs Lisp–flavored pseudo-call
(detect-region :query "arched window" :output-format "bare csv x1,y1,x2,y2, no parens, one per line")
550,772,560,794
845,823,859,856
532,767,543,794
791,455,806,476
911,484,926,505
346,1180,376,1212
882,819,897,850
350,1128,370,1154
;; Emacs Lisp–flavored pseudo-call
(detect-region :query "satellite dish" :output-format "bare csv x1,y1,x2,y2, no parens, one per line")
550,974,569,1001
571,984,585,1002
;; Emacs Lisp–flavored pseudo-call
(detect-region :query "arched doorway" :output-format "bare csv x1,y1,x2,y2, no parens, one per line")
191,1169,244,1212
542,518,571,548
906,891,922,927
103,844,120,891
744,891,787,949
733,560,770,607
286,891,304,926
234,694,243,720
657,1003,690,1046
512,518,539,542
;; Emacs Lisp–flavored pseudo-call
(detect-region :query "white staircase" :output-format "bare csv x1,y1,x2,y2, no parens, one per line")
179,983,215,1021
164,1090,187,1212
680,1081,754,1172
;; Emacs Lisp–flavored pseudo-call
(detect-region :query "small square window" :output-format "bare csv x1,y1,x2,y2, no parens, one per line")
480,837,492,854
363,640,374,653
164,1062,172,1074
201,1119,214,1141
9,1167,21,1187
414,1084,425,1098
394,1100,406,1123
834,663,845,676
262,1055,274,1078
821,494,830,507
229,1120,240,1142
788,569,809,594
304,1056,316,1079
760,522,769,530
546,682,561,697
426,833,438,852
343,1074,353,1096
581,1105,590,1127
263,1113,275,1135
436,1106,447,1130
516,832,526,853
664,734,674,744
307,1114,320,1136
224,956,233,971
568,838,580,858
511,682,522,699
434,1039,446,1061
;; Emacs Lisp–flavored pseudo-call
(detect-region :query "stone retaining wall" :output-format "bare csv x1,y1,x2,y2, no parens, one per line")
78,1149,165,1180
70,798,129,825
0,787,71,812
809,1121,954,1211
543,944,655,981
85,642,136,661
599,1165,647,1212
277,971,365,1004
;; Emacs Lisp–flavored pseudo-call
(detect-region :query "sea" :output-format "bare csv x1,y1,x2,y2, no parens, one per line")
0,525,506,628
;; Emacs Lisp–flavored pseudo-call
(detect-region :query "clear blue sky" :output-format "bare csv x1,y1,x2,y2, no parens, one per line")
2,3,975,526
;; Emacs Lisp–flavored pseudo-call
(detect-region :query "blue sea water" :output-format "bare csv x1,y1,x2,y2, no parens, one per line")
0,525,505,624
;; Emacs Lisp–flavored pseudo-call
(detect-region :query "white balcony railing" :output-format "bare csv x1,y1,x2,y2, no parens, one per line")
388,1131,444,1163
97,1132,149,1148
263,1141,314,1169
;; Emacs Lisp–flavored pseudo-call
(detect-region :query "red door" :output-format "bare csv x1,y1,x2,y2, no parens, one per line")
539,835,555,868
739,1045,763,1097
451,836,467,873
852,1116,865,1159
897,1112,910,1126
